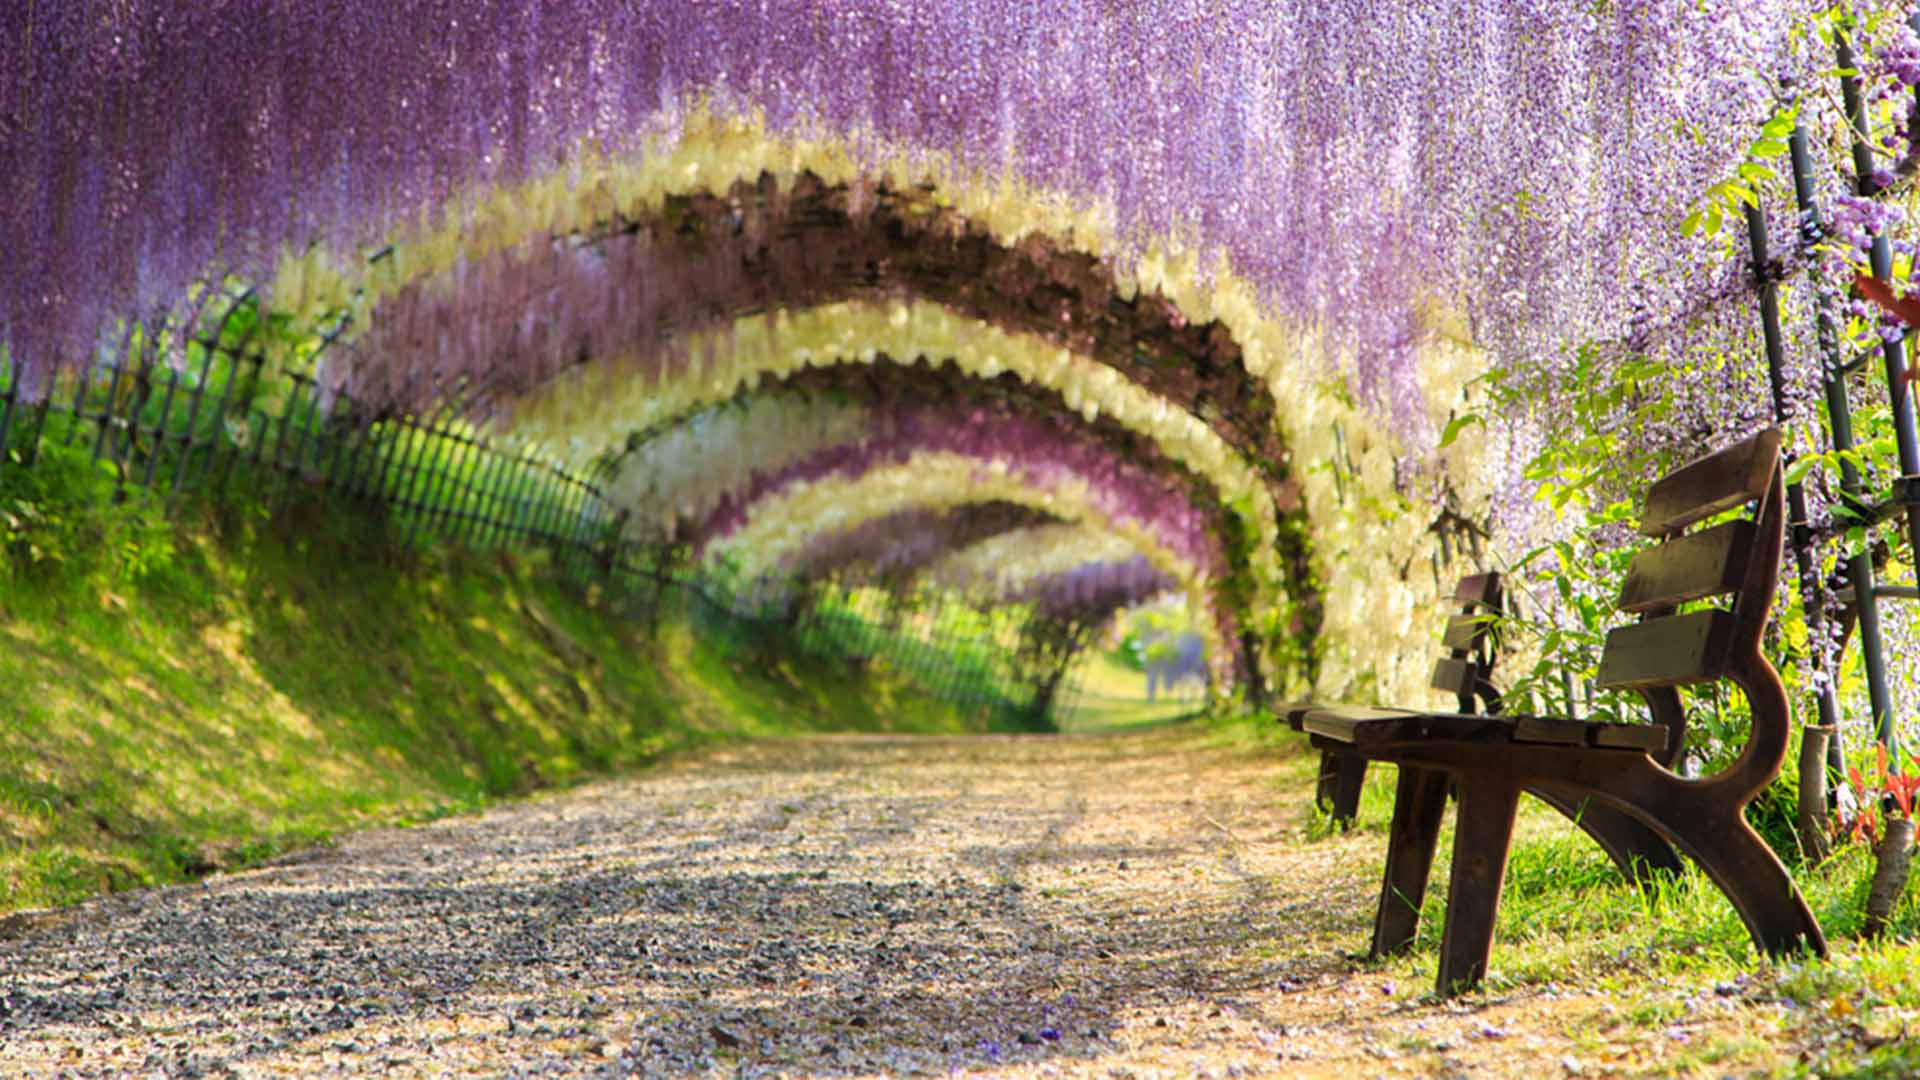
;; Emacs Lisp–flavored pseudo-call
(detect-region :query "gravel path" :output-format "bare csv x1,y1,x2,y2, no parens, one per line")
1,726,1628,1077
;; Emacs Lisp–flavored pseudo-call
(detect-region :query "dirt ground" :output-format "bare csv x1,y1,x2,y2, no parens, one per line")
0,724,1849,1076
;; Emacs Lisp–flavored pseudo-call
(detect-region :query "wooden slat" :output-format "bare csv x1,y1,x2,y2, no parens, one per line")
1513,716,1590,746
1277,701,1316,731
1430,657,1478,697
1595,610,1736,689
1303,709,1512,746
1639,428,1780,537
1441,614,1489,651
1591,724,1670,753
1454,572,1502,607
1617,519,1756,614
1512,716,1668,753
1306,704,1420,725
1302,707,1419,744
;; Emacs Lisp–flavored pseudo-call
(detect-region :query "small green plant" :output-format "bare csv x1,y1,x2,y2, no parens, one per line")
0,441,175,586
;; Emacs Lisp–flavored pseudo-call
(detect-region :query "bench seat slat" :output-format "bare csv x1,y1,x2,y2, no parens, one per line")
1512,716,1588,745
1305,708,1669,755
1302,709,1512,746
1514,715,1668,753
1277,701,1323,731
1617,519,1755,614
1592,724,1671,752
1595,609,1736,690
1282,702,1421,731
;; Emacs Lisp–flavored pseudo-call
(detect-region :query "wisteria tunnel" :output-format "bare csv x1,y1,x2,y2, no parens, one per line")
4,2,1607,706
13,0,1920,708
29,0,1920,1066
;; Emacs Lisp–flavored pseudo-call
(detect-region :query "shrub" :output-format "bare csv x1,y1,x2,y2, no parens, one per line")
0,442,175,587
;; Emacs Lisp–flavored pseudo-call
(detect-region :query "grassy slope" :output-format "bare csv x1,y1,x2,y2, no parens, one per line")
0,501,996,914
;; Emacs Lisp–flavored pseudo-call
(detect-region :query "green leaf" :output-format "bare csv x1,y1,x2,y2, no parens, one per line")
1751,138,1789,158
1509,544,1552,572
1437,413,1482,449
1785,454,1823,486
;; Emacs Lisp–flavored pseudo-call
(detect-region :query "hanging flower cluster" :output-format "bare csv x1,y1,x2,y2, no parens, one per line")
780,502,1058,588
7,1,1803,421
1859,14,1920,189
701,454,1236,675
1009,557,1178,626
925,525,1143,597
1827,195,1911,345
689,402,1224,582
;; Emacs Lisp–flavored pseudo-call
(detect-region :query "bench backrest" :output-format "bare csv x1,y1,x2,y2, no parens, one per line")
1596,427,1782,692
1432,572,1503,714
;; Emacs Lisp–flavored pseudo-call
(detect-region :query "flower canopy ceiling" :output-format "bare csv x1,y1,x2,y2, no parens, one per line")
0,1,1817,696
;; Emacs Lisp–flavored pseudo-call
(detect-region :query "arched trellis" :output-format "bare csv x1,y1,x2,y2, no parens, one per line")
699,451,1239,677
308,175,1318,680
575,361,1268,683
333,180,1303,507
684,410,1220,596
924,525,1161,599
597,362,1256,572
335,176,1289,475
780,501,1063,590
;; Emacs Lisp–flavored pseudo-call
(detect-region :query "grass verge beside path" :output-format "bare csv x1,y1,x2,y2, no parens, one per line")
1205,709,1920,1077
0,500,1000,916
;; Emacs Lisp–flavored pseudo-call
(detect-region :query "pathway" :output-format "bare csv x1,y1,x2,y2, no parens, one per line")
0,725,1729,1076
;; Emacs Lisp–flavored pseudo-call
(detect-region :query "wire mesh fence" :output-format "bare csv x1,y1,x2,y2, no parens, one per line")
0,289,1084,725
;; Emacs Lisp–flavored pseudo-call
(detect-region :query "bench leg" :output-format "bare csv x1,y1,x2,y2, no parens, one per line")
1661,811,1827,959
1372,765,1450,957
1435,776,1521,996
1316,750,1367,827
1528,790,1684,890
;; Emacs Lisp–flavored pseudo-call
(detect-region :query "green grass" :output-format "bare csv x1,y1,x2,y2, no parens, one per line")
1202,706,1920,1073
0,493,1002,914
1053,648,1205,733
1304,753,1920,1070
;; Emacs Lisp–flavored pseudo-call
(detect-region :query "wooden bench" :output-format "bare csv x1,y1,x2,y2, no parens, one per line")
1291,573,1510,826
1284,574,1683,901
1301,428,1827,994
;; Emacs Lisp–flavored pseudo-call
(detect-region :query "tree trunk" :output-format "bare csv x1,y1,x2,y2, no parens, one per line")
1796,725,1833,866
1864,816,1915,939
